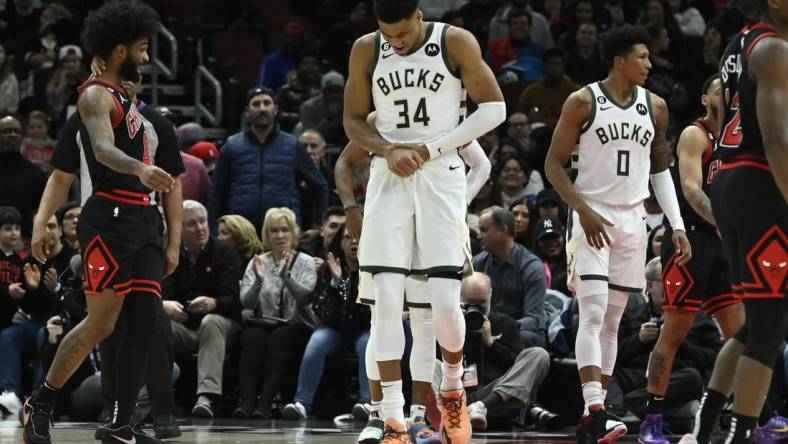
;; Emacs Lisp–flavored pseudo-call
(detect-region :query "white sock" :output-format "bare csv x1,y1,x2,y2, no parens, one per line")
601,388,608,404
381,380,405,425
370,400,382,419
441,360,463,391
409,404,426,422
582,381,604,413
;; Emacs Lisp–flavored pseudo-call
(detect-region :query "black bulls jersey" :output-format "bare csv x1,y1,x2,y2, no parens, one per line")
719,23,780,161
673,117,720,231
76,78,152,195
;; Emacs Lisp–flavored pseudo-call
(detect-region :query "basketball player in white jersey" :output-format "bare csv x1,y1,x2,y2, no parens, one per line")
344,0,505,442
544,25,692,444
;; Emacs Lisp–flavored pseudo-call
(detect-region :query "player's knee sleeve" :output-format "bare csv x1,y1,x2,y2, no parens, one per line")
408,307,435,383
742,299,788,366
576,293,607,370
373,273,407,362
366,307,380,381
427,277,465,353
599,290,628,375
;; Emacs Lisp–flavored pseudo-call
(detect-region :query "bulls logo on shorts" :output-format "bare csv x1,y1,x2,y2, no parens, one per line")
746,226,788,296
83,235,119,292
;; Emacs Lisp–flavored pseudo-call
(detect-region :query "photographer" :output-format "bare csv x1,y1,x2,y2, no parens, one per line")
608,258,723,421
437,272,552,431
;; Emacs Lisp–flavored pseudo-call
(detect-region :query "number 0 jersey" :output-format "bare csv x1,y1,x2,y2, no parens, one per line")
574,81,656,206
371,22,464,145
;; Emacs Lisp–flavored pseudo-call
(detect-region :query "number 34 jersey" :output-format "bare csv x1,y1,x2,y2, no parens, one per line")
574,81,656,206
371,22,464,145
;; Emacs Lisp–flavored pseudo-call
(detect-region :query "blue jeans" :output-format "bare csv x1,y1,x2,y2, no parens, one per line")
294,327,371,412
0,320,45,395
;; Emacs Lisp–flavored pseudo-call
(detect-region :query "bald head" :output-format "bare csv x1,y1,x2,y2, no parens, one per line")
461,272,493,308
0,116,22,155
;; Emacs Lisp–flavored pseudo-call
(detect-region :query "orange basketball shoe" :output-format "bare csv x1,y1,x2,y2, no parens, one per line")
437,389,471,444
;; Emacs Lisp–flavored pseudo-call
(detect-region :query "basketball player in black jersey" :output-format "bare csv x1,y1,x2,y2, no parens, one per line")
636,75,745,444
22,2,176,444
685,1,788,444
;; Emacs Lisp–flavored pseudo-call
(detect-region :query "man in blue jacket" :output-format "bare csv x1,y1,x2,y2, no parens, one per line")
212,87,329,231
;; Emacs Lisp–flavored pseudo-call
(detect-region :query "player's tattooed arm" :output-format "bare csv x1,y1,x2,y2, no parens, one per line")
751,37,788,202
649,94,670,173
677,125,716,225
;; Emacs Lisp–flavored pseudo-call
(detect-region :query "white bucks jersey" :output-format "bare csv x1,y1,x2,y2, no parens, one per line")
371,22,464,144
575,82,656,206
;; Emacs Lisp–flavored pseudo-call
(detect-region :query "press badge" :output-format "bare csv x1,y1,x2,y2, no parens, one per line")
462,363,479,387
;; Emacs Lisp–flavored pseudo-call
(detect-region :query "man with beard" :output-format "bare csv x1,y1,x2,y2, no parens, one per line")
0,115,47,239
212,87,328,231
23,2,177,443
532,216,568,295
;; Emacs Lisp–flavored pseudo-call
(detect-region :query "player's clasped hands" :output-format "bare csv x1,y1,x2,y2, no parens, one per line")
385,143,430,178
138,164,175,193
576,204,614,249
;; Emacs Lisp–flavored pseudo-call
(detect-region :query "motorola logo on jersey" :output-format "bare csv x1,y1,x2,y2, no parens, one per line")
425,43,440,57
595,122,653,148
376,69,445,96
636,103,647,115
126,105,143,139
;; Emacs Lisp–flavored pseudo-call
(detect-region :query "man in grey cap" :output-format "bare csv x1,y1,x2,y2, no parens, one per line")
298,71,346,146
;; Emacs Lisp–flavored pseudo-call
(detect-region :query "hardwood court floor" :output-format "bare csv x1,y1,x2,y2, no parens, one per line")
0,418,606,443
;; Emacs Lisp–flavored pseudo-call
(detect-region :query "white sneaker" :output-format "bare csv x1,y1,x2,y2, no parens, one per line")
468,400,488,431
678,434,699,444
358,417,385,444
282,402,307,420
0,391,21,417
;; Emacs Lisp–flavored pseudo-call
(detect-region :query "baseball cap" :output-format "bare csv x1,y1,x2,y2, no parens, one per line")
536,188,561,207
188,141,219,162
58,45,83,61
245,86,277,106
320,71,345,90
535,216,564,240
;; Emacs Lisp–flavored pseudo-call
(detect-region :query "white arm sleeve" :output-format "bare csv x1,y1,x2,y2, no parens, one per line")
650,169,685,232
458,140,491,205
425,101,506,159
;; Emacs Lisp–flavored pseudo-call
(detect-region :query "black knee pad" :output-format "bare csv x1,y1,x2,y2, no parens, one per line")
741,298,788,367
426,271,462,280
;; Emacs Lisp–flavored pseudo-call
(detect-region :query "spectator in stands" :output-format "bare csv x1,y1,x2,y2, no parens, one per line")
164,120,210,205
0,212,75,415
177,122,206,151
217,214,262,275
299,71,346,147
212,87,329,231
235,208,317,419
532,216,568,295
488,0,555,48
543,0,571,40
647,225,665,263
56,201,80,251
21,110,54,171
0,0,41,65
668,0,705,37
486,8,546,79
0,115,47,238
570,0,596,27
644,23,676,98
23,110,51,140
563,22,607,86
496,157,543,207
44,45,86,131
510,197,535,248
641,0,684,54
277,51,321,132
257,20,307,91
299,129,330,181
447,272,551,431
608,258,722,420
506,112,542,169
0,207,24,332
0,44,19,114
701,20,726,80
187,141,219,173
282,223,370,419
299,207,346,268
473,207,547,348
164,200,242,419
535,188,562,219
459,0,501,44
518,49,579,127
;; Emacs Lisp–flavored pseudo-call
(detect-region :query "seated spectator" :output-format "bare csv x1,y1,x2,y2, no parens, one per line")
299,129,330,182
563,22,607,86
299,71,346,146
217,214,262,274
535,188,563,219
0,115,47,239
163,200,242,419
277,51,321,132
473,206,547,348
256,21,307,91
496,157,543,207
281,223,370,419
505,112,543,174
439,272,551,431
56,201,80,252
43,45,86,131
187,141,219,173
510,197,535,248
700,20,726,80
0,44,19,115
0,212,75,415
518,49,580,128
608,258,722,422
532,216,568,295
486,8,546,79
647,225,666,263
21,110,55,172
177,122,206,151
235,207,317,419
668,0,705,37
488,0,555,48
299,206,346,267
0,206,24,331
